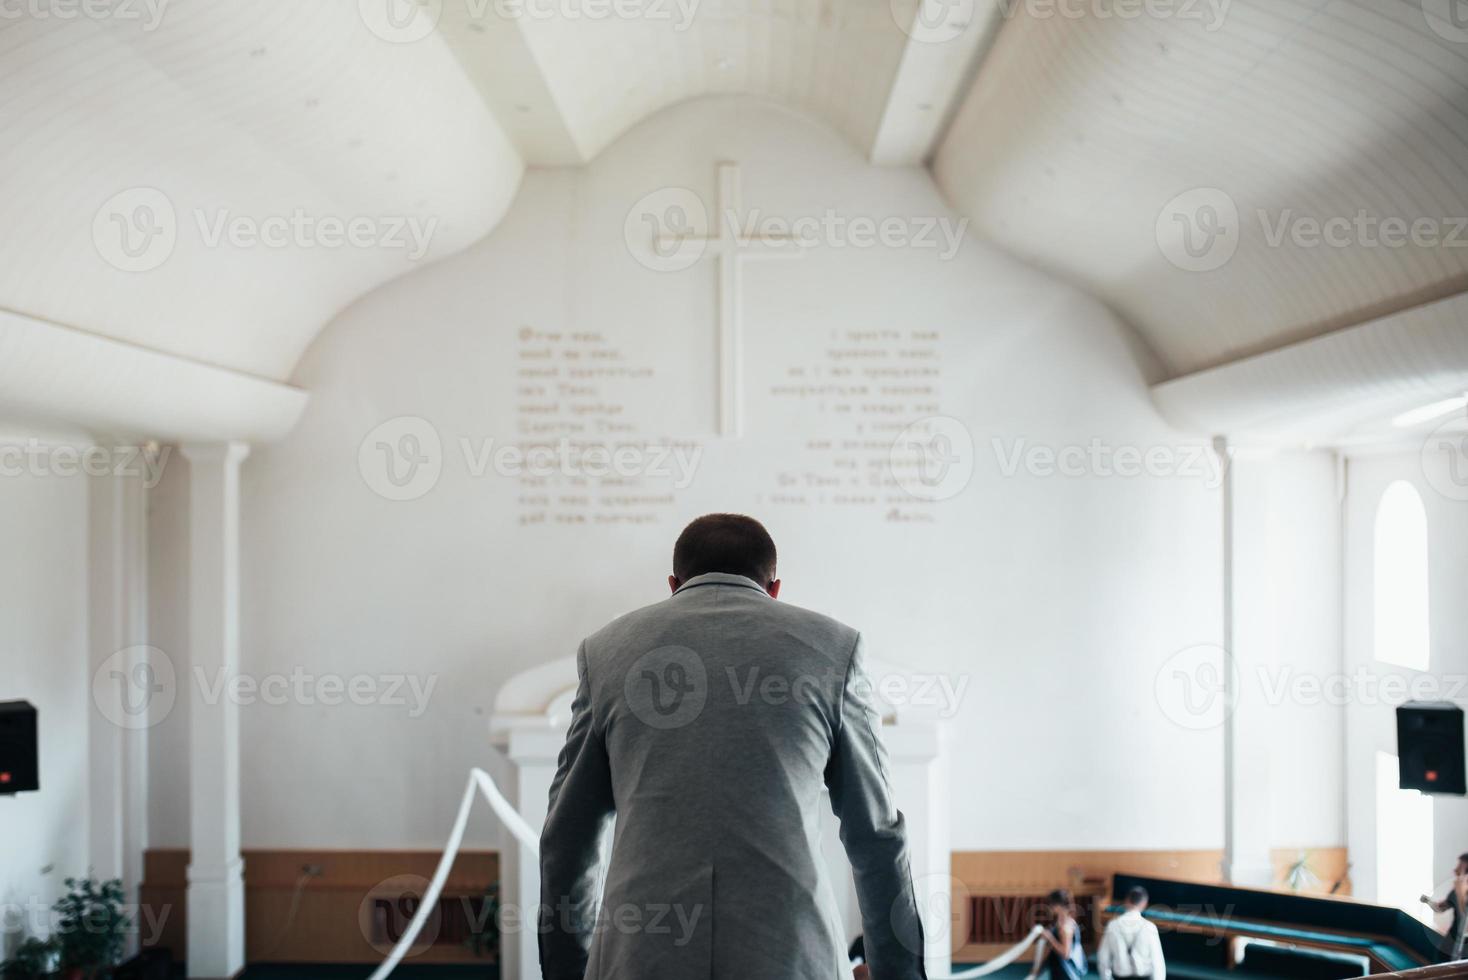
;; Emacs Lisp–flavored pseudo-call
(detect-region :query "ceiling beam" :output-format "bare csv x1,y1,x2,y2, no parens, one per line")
436,9,587,165
1151,292,1468,448
869,0,1006,166
0,309,308,444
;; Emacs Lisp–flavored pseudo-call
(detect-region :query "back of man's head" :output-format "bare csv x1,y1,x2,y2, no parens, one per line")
672,513,777,586
1126,886,1149,909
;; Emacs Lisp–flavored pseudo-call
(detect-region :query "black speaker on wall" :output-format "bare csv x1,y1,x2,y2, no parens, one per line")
1398,701,1466,795
0,700,39,794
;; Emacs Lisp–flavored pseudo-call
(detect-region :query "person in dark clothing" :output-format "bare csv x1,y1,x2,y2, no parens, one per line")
1422,853,1468,961
1028,889,1087,980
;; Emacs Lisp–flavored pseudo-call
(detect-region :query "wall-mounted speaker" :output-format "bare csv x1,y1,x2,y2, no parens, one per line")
0,700,39,794
1397,701,1466,795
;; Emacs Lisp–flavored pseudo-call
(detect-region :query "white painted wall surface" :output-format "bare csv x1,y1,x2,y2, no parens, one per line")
1345,447,1468,906
1229,450,1346,873
0,456,90,949
146,97,1240,853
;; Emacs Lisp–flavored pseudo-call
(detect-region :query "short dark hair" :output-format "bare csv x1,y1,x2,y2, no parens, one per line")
672,514,777,584
1045,888,1073,910
1126,886,1149,906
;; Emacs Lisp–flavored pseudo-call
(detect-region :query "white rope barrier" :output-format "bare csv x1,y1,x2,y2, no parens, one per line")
473,767,542,850
364,768,538,980
365,767,1046,980
942,924,1046,978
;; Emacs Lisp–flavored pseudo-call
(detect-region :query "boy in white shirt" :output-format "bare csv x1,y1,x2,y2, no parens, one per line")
1099,886,1166,980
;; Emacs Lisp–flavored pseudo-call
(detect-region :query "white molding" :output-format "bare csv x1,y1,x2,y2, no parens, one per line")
0,308,308,443
179,442,253,464
1151,292,1468,448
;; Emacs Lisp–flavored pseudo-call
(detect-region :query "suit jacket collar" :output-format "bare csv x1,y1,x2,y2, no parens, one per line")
673,572,769,596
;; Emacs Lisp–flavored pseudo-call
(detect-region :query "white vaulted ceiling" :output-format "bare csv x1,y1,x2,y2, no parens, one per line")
439,0,940,164
1,0,1466,441
0,0,977,408
433,0,1004,165
0,3,523,382
934,0,1468,379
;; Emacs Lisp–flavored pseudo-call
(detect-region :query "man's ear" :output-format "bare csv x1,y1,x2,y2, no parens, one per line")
668,575,680,594
766,579,781,599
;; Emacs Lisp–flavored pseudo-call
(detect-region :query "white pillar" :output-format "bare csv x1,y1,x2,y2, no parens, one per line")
1219,441,1276,887
885,723,952,978
87,456,151,938
181,442,249,980
495,728,564,980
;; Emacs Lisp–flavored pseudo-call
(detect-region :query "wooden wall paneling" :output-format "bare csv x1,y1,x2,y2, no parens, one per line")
139,849,500,965
949,848,1351,964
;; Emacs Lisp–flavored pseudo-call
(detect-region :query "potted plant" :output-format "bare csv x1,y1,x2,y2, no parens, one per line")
1285,850,1320,892
53,877,129,980
2,936,61,979
463,881,501,966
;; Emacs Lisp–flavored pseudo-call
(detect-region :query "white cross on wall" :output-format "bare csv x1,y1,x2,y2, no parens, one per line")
656,163,803,438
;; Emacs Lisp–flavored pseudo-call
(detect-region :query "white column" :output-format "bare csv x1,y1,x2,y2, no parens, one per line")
181,442,249,980
885,723,952,978
1219,441,1276,887
496,728,564,980
87,456,151,934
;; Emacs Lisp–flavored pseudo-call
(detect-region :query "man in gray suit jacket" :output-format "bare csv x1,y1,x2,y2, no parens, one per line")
539,513,928,980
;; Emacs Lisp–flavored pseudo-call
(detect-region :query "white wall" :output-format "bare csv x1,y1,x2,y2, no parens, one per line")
148,97,1236,853
1229,450,1346,877
1345,448,1468,905
0,453,90,950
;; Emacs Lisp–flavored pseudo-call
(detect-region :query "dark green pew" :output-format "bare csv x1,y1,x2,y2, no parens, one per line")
1111,874,1444,976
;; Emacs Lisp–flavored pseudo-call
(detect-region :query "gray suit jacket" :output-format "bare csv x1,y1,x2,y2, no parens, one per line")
539,572,927,980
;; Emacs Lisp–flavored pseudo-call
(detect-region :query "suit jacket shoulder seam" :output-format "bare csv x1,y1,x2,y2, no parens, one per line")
835,630,861,742
577,638,602,736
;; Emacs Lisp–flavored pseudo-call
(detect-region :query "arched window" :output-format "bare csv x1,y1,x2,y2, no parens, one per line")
1374,481,1430,671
